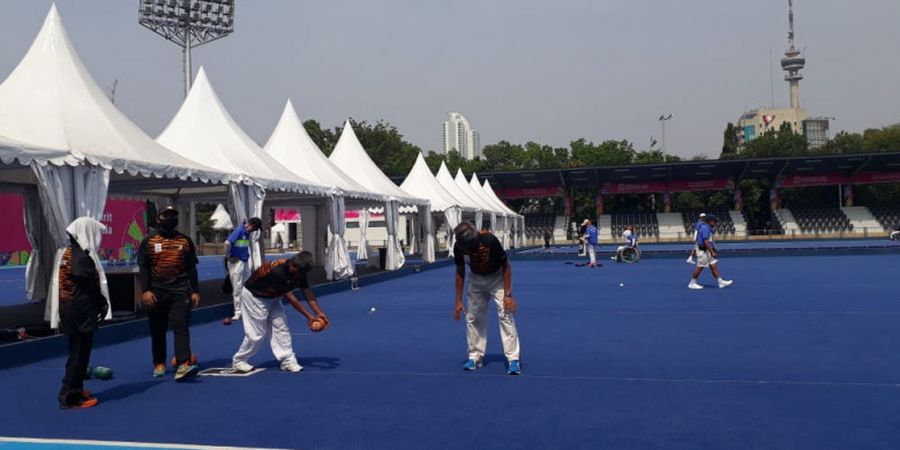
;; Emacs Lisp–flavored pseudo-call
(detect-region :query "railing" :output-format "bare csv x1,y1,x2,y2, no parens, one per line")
524,227,891,246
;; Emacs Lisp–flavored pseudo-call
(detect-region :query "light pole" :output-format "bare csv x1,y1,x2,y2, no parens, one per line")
138,0,236,97
658,114,673,161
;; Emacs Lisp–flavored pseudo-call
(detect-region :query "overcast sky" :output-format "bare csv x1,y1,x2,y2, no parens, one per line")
1,0,898,159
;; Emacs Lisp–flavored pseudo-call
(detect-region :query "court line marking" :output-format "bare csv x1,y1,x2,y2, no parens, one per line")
299,369,900,389
0,436,290,450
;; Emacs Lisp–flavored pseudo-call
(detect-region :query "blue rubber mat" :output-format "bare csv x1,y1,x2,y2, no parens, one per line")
2,254,899,449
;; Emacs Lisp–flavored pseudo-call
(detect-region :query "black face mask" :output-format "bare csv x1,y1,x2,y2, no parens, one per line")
158,217,178,231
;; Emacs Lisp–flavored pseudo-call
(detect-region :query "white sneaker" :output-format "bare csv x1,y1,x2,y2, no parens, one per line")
232,361,254,373
717,279,733,289
280,359,304,373
688,280,704,290
230,313,241,321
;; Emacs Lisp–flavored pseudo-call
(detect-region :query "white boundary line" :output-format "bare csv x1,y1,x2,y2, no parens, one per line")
0,436,290,450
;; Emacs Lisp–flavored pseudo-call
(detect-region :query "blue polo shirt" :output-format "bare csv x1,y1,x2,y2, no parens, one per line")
227,227,251,261
695,223,712,248
585,225,598,245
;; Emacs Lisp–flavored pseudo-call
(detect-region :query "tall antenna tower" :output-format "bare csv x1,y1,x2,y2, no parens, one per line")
138,0,235,97
780,0,806,109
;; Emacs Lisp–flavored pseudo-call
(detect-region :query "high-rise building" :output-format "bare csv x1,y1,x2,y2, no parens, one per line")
442,112,481,160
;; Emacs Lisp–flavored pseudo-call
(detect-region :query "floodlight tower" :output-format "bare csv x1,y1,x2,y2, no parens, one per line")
781,0,806,109
138,0,235,97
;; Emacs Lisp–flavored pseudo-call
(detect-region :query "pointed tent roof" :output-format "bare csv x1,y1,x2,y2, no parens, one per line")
328,121,426,205
264,100,383,201
454,169,502,214
482,179,521,217
469,172,510,217
399,153,466,212
435,161,482,212
0,5,225,182
157,68,325,194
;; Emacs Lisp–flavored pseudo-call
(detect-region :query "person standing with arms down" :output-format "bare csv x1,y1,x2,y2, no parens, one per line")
453,222,521,375
57,218,110,409
688,214,733,290
138,207,201,381
224,217,263,324
582,219,600,268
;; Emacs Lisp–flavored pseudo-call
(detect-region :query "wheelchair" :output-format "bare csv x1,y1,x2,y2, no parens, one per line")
614,245,641,264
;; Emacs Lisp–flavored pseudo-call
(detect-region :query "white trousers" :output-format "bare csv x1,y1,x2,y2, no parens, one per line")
227,259,250,315
466,271,520,362
232,289,297,366
586,243,597,265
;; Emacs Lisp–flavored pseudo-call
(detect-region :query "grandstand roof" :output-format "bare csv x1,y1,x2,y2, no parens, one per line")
478,152,900,192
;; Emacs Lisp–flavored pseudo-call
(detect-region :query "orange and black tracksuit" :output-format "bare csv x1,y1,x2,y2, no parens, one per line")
138,229,199,366
58,238,106,405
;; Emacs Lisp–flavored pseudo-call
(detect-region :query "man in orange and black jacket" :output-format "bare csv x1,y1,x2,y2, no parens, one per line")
138,207,201,381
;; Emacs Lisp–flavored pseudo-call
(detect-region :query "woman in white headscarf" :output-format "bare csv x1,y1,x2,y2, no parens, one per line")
58,217,110,409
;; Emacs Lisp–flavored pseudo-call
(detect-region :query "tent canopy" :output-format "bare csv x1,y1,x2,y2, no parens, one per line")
399,153,468,213
328,121,427,206
435,161,483,213
157,68,327,194
482,178,521,218
0,5,226,184
454,169,503,214
264,100,384,202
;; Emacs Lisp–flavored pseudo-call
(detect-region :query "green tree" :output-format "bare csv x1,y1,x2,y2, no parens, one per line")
721,122,739,159
481,141,527,171
302,119,337,156
569,139,636,166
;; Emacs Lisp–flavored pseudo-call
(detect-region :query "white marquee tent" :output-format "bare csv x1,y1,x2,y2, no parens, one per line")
156,68,336,269
399,153,473,262
453,169,504,236
0,5,232,328
264,100,387,279
468,172,513,249
329,122,430,270
482,179,525,248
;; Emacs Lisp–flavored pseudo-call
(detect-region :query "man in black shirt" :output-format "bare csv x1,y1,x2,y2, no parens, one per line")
138,207,200,381
453,222,521,375
231,251,328,374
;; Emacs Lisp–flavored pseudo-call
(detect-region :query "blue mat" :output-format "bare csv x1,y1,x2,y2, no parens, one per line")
2,254,900,449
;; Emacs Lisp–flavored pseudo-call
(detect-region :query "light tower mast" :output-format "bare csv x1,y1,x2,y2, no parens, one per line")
781,0,806,109
138,0,235,97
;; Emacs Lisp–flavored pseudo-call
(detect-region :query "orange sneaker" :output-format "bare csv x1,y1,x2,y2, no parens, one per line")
59,395,98,409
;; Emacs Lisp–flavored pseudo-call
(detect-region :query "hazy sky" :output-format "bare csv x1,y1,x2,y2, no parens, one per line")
1,1,898,159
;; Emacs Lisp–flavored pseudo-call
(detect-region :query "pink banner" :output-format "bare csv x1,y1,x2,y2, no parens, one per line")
0,196,147,265
667,178,734,193
275,208,301,222
601,181,667,194
495,186,562,199
98,199,147,262
0,194,30,266
344,211,383,219
779,173,849,188
851,171,900,185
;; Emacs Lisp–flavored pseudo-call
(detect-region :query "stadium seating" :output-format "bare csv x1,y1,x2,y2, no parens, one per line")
680,210,737,236
524,214,555,242
610,212,658,239
869,206,900,231
789,208,852,234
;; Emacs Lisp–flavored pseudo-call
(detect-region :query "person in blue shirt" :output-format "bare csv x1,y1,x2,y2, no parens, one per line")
225,217,263,322
686,213,706,264
688,215,732,290
612,225,638,263
581,219,600,268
